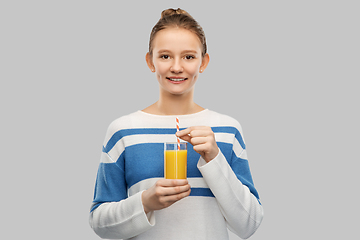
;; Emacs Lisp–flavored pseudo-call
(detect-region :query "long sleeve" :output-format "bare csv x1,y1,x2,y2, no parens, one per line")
89,146,155,239
198,149,263,239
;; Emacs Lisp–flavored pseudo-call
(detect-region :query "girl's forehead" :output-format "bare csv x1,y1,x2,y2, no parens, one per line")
152,28,202,53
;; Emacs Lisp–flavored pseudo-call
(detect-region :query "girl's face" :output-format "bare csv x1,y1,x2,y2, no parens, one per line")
146,28,209,96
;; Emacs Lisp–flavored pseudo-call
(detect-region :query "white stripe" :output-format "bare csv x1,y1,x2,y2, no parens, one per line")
103,109,244,145
100,152,115,163
214,132,233,144
107,137,125,163
233,139,246,159
128,178,159,196
240,149,248,160
128,177,209,197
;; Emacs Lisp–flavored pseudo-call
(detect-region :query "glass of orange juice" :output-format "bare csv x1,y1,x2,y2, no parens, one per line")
164,142,187,179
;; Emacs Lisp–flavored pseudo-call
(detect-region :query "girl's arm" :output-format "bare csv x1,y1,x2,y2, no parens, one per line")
90,191,154,239
197,151,264,239
89,152,154,239
177,126,264,239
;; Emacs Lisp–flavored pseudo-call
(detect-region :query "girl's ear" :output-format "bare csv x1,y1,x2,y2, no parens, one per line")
199,53,210,73
146,52,155,72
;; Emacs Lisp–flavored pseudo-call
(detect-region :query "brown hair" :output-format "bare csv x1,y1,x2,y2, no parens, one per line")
149,8,207,57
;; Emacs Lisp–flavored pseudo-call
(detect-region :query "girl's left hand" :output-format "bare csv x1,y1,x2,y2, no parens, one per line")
176,126,219,163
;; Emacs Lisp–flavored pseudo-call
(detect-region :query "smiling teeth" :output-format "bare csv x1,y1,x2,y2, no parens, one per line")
169,78,186,81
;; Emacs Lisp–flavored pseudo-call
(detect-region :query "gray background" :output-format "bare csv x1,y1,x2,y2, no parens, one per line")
1,0,359,239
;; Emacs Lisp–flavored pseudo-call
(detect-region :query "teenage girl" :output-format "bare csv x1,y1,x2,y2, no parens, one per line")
90,8,263,240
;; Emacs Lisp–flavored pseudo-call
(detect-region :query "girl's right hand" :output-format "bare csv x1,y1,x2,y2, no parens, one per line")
141,179,191,214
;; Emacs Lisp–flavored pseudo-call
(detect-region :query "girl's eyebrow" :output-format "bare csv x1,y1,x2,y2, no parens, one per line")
182,50,198,55
156,49,199,54
156,49,172,54
157,49,169,53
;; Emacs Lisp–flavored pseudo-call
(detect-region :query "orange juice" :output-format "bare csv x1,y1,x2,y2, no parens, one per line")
164,150,187,179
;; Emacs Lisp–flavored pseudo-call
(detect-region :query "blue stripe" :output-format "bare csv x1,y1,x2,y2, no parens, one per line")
104,128,178,153
93,161,127,204
104,126,246,153
124,143,204,188
190,188,215,197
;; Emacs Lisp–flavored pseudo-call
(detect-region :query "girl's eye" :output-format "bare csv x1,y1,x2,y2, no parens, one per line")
185,55,195,60
161,55,170,59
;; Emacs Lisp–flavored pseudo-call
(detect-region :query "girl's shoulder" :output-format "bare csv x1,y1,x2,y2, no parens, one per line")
105,110,177,133
206,110,243,131
105,111,144,134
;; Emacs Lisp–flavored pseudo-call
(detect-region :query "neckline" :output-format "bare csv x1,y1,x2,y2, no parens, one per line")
138,109,209,118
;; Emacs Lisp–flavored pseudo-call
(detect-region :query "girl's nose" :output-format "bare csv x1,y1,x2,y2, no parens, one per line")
170,59,183,73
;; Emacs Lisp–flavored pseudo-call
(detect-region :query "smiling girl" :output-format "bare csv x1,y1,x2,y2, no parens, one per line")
90,8,263,240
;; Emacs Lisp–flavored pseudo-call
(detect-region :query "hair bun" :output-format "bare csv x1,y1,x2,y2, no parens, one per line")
160,8,191,19
149,8,207,57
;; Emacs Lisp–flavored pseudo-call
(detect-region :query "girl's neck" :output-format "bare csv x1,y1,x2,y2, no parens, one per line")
143,92,204,116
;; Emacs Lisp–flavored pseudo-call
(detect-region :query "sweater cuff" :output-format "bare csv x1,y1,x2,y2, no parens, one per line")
91,191,155,239
139,190,156,226
128,191,156,228
197,149,240,196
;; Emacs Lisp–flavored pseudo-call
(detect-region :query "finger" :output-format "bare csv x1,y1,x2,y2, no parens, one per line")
161,188,191,203
178,134,191,142
164,184,191,196
189,136,208,145
193,141,219,156
176,126,213,137
176,127,192,137
189,129,214,138
193,142,210,153
157,179,188,187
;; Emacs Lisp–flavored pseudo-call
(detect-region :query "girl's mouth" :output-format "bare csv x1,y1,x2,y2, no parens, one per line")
166,77,188,82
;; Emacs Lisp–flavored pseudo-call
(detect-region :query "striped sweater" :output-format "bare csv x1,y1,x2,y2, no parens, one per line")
89,109,263,239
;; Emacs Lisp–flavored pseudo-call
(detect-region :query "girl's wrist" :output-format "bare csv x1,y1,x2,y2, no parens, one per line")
141,190,151,214
204,147,219,163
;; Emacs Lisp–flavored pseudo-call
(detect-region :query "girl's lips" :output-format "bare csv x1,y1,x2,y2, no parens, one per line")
166,77,188,82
